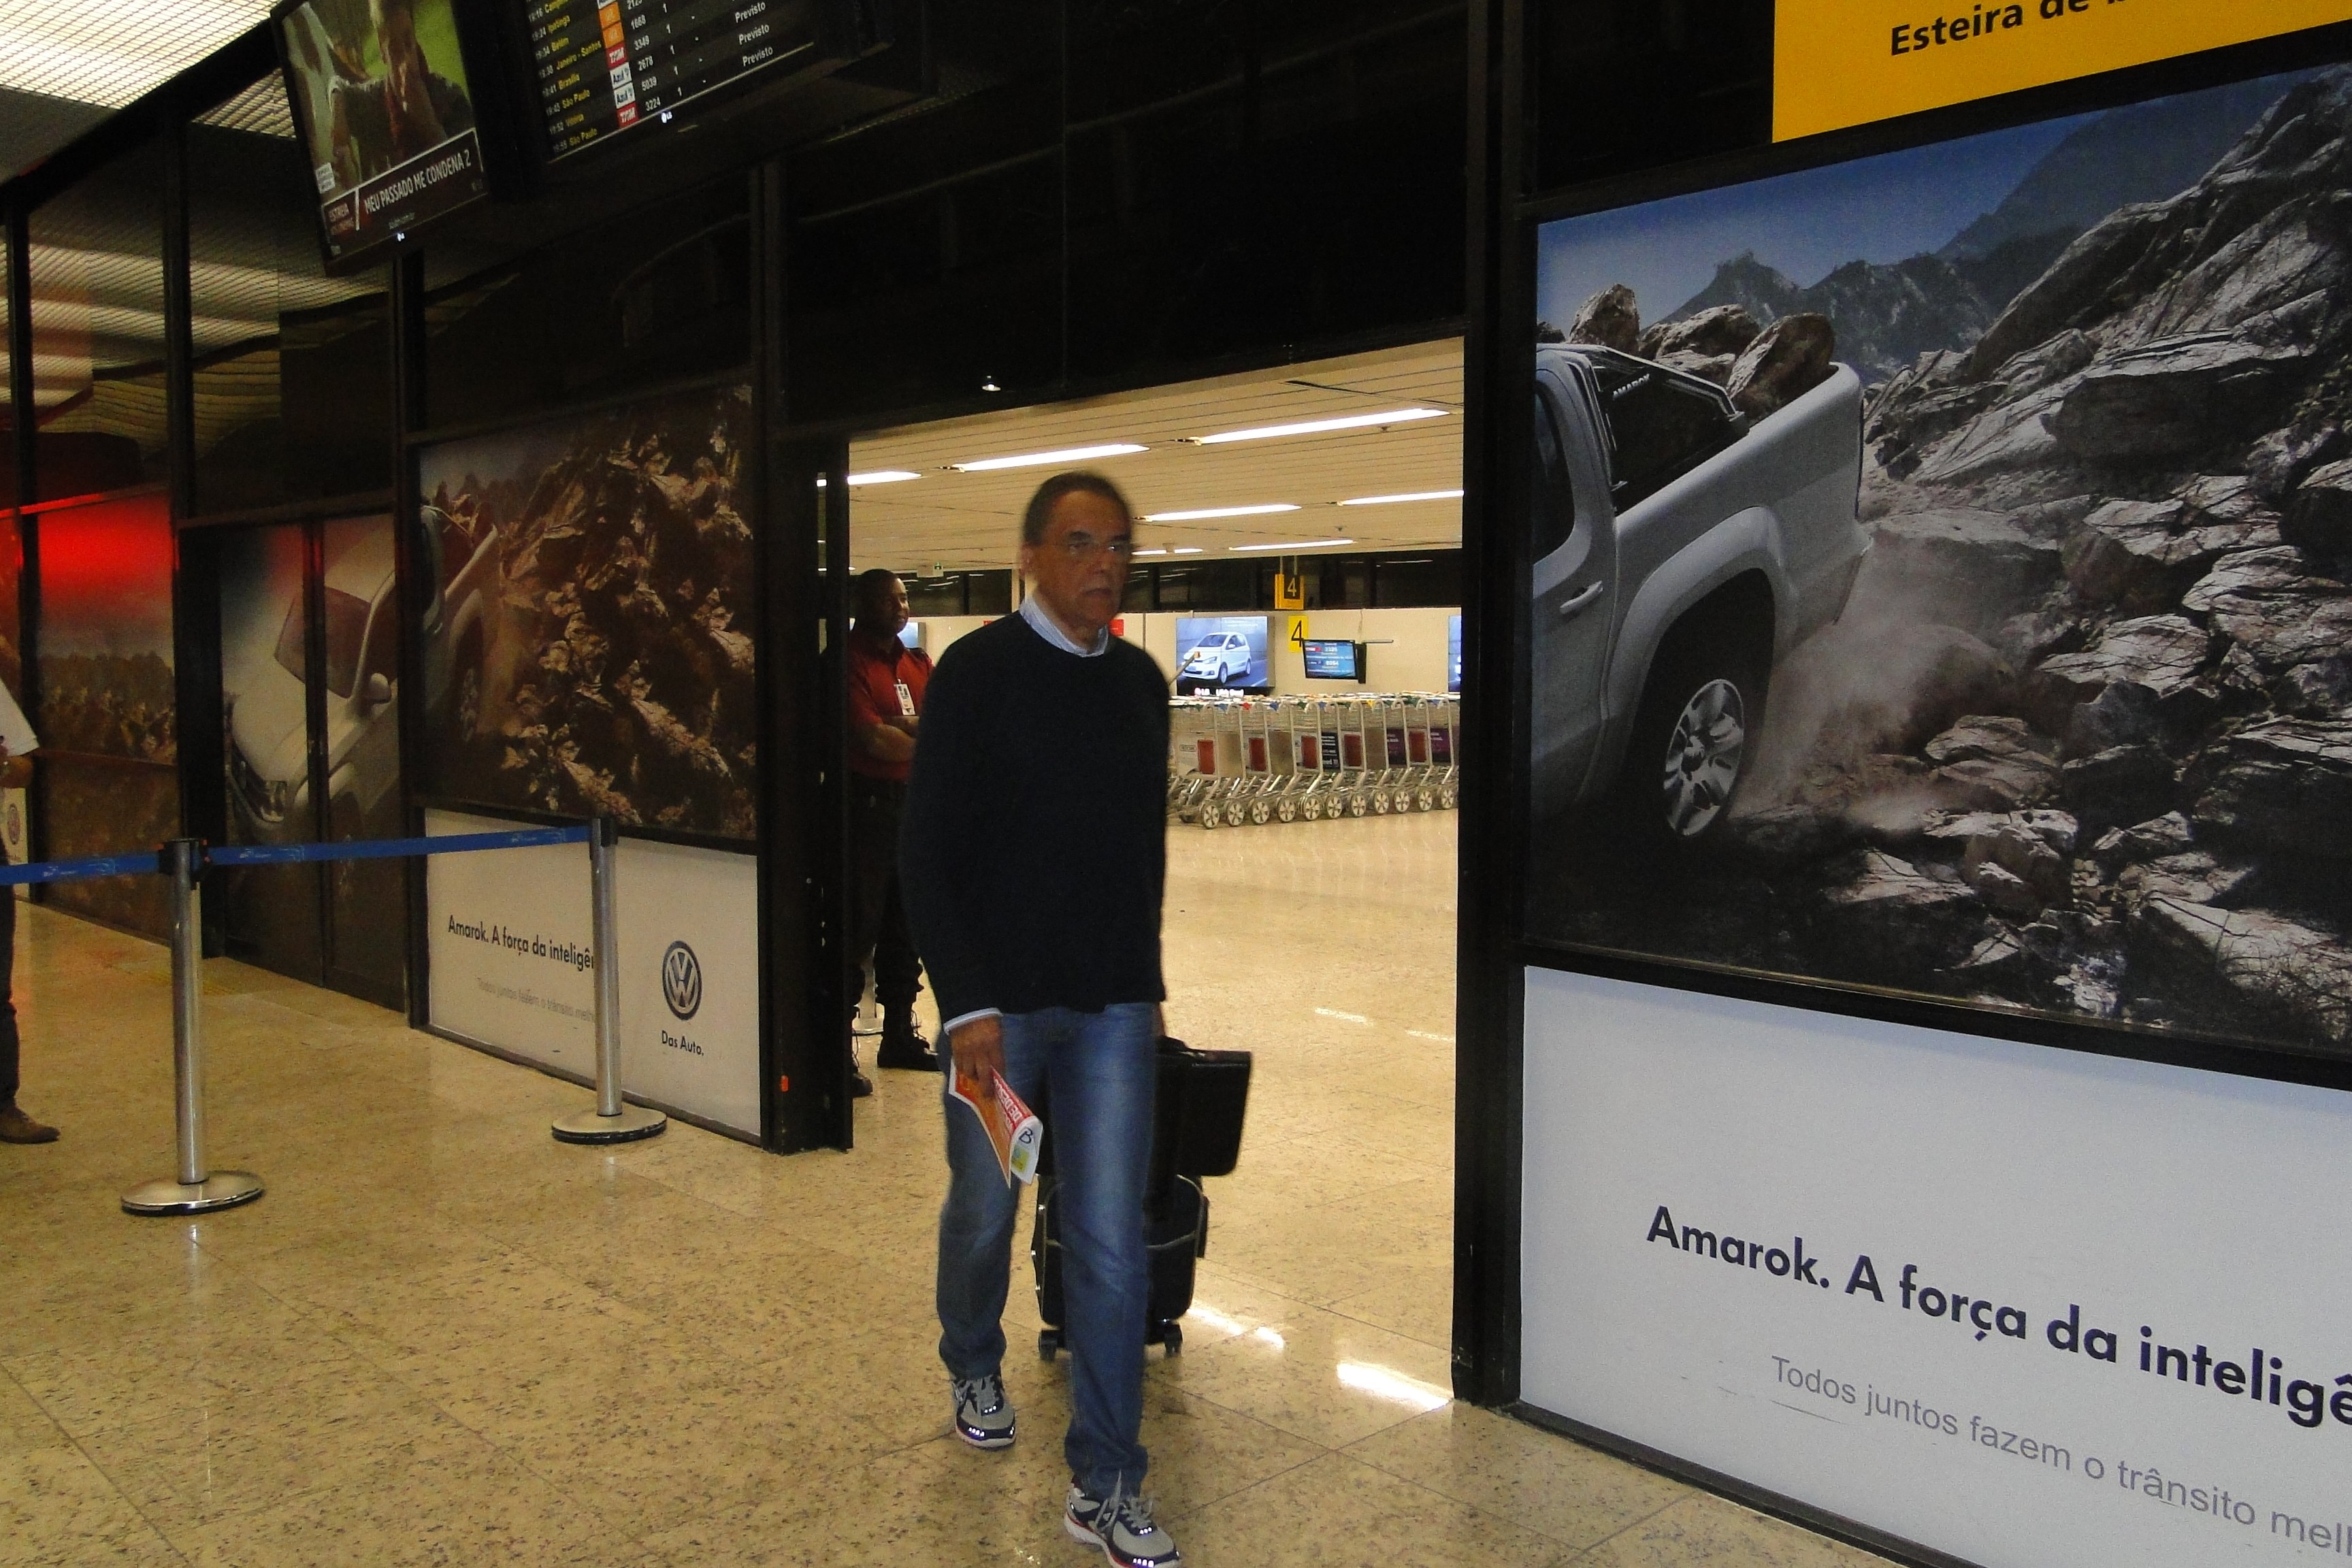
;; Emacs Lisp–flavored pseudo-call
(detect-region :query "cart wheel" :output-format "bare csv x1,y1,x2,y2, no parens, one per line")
1348,794,1369,818
1371,791,1391,815
1440,785,1458,809
1300,798,1320,821
1200,806,1222,830
1040,1329,1060,1360
1162,1323,1183,1355
1417,789,1435,812
1276,798,1298,822
1248,800,1270,825
1226,801,1248,827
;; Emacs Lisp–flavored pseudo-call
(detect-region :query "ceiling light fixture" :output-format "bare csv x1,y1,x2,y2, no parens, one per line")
1192,408,1447,445
845,470,921,485
950,442,1144,472
1228,538,1353,553
1173,546,1203,555
1134,548,1169,557
1338,489,1465,506
1141,504,1299,523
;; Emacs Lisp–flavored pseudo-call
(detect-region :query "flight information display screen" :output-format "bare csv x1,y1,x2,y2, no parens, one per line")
523,0,828,159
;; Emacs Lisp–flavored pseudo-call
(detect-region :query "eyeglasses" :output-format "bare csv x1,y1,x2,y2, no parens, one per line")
1052,534,1136,561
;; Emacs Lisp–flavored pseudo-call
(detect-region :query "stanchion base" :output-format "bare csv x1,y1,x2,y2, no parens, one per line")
551,1103,667,1145
121,1172,265,1215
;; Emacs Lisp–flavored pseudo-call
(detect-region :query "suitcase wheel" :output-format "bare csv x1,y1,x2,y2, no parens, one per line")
1039,1329,1061,1360
1162,1322,1183,1355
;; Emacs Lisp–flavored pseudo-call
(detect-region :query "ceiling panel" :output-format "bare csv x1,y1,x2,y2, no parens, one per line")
849,339,1466,571
0,0,270,110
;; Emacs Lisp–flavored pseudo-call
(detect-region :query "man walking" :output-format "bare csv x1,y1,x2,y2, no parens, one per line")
901,473,1179,1567
0,674,54,1143
845,568,941,1092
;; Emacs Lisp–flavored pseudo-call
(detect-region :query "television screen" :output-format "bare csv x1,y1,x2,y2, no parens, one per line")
1175,615,1269,691
522,0,855,163
1448,614,1462,693
1301,638,1361,682
276,0,489,265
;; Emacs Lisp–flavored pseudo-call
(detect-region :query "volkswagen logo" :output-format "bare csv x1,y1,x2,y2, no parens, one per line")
661,941,702,1020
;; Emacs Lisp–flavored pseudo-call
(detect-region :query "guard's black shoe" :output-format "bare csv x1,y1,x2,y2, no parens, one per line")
851,1069,875,1098
877,1026,941,1072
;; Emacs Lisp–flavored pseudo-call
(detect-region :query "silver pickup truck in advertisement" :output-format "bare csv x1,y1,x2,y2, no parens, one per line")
1532,344,1866,846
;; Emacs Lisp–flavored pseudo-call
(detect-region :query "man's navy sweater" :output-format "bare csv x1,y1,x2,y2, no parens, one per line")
898,612,1170,1024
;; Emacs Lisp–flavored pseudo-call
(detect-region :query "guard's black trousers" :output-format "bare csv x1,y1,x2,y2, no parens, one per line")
849,778,923,1024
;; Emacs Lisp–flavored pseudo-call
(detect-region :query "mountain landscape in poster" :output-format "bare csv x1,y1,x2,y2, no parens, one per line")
1531,65,2352,1059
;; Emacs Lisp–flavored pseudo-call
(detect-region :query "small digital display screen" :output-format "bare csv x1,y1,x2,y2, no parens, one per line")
523,0,830,161
1301,639,1361,681
278,0,489,263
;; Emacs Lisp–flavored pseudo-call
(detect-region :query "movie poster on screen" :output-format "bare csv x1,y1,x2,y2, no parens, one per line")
1522,63,2352,1068
415,385,757,839
279,0,486,261
1523,966,2352,1568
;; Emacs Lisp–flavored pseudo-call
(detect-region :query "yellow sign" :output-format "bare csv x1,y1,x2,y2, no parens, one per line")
1774,0,2352,141
1275,570,1306,610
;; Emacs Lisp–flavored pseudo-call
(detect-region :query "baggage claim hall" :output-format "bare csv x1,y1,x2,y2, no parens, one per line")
6,5,2352,1567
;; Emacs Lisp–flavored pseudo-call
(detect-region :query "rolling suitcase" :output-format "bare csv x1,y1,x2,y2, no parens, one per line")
1032,1038,1252,1360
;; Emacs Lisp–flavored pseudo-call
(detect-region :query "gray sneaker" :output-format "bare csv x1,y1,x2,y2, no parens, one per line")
1065,1482,1181,1567
951,1372,1015,1449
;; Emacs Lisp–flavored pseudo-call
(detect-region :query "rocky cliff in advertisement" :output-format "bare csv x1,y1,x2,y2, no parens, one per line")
418,386,756,839
1530,65,2352,1060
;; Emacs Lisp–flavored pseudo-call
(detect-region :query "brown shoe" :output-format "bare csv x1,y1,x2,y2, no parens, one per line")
0,1102,57,1143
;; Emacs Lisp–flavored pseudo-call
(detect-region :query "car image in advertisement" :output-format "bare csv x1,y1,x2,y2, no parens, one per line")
1524,63,2352,1066
1175,615,1270,693
278,0,485,263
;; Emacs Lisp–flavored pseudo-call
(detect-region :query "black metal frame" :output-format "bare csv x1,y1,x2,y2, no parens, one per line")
1460,10,2352,1565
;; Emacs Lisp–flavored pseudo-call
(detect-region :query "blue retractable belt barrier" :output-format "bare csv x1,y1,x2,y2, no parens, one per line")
205,823,590,868
0,850,164,887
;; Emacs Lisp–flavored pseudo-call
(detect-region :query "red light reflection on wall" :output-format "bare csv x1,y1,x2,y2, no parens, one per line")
37,494,173,662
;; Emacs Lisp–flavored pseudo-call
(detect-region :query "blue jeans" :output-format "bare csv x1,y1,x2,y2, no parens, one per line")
937,1002,1156,1494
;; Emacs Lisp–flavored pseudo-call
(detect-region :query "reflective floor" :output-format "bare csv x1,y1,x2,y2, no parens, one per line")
0,817,1889,1566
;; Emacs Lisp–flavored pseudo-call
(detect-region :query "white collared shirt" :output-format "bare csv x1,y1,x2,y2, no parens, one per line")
1018,593,1109,657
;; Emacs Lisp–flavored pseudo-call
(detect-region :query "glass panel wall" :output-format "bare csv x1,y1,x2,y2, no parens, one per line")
216,523,323,978
28,140,167,500
191,77,393,515
34,494,178,937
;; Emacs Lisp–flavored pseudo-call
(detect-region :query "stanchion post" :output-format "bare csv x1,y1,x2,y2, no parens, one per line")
553,815,666,1144
122,840,264,1215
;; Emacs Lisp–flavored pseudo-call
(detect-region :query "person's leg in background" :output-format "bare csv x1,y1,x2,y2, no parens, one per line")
936,1010,1056,1446
1048,1000,1156,1496
0,887,56,1143
843,782,899,1096
870,866,937,1070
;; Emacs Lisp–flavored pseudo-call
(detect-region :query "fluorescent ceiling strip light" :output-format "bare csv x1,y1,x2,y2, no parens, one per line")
1193,408,1447,444
1228,538,1353,553
949,442,1145,472
1339,489,1464,506
1133,548,1169,557
1143,503,1298,522
846,470,921,485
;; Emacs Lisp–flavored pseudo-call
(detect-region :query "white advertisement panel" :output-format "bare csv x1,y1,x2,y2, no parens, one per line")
425,810,760,1137
1522,967,2352,1568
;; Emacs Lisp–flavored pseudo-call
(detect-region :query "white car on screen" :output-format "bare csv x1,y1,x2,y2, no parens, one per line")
1181,632,1254,686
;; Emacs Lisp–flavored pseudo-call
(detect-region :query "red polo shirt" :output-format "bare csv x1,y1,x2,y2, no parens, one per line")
847,626,932,782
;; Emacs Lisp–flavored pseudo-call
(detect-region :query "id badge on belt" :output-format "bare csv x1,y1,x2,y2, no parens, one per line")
894,681,915,717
